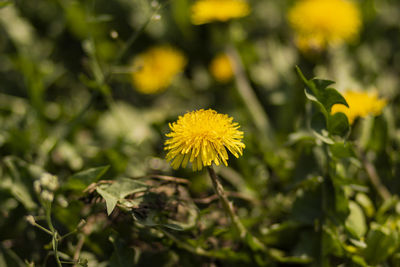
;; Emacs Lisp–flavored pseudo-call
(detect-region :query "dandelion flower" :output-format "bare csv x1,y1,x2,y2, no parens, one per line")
288,0,361,51
132,46,186,94
191,0,250,25
164,109,245,171
331,90,387,124
209,53,234,83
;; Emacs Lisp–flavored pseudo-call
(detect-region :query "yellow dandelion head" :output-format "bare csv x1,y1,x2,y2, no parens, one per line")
331,90,387,124
164,109,245,171
288,0,362,51
191,0,250,25
132,45,187,94
209,53,234,83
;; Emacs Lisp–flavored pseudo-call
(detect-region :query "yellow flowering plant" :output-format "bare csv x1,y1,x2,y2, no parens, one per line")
164,109,245,171
331,90,387,124
288,0,362,51
7,0,400,265
164,109,262,243
191,0,250,25
209,53,234,83
131,45,187,94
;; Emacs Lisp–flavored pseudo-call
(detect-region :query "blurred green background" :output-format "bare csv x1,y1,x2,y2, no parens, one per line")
1,0,400,266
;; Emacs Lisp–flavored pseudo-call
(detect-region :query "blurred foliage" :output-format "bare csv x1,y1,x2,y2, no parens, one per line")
1,0,400,266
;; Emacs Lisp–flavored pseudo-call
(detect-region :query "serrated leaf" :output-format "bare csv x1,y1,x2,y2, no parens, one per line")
329,112,349,136
310,111,334,144
319,88,348,112
65,166,109,191
297,67,348,111
304,89,329,119
295,66,314,91
96,187,119,216
96,178,148,215
311,112,327,134
313,79,335,90
297,66,350,137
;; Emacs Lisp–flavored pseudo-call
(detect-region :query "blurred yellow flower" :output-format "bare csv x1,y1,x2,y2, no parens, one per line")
165,109,245,171
288,0,361,51
191,0,250,25
331,91,387,124
209,53,234,83
132,46,186,94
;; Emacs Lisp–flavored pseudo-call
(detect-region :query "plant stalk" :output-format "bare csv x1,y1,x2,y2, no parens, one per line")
362,153,391,201
207,166,247,239
45,202,63,267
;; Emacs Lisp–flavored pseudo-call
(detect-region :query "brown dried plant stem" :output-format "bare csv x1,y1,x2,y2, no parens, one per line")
207,166,247,239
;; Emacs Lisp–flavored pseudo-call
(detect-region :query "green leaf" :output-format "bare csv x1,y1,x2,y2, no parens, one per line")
96,187,118,216
310,113,334,144
355,193,375,218
296,66,349,137
323,226,344,257
314,86,348,113
268,248,312,264
363,222,399,264
304,89,329,120
351,255,369,267
3,157,38,210
295,66,314,91
329,142,355,159
96,178,148,215
65,166,110,191
296,67,348,111
329,112,349,136
345,201,367,238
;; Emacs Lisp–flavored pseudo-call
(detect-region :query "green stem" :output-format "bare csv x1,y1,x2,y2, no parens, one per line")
45,202,63,267
32,222,54,236
320,144,330,266
361,152,391,201
114,3,163,64
207,167,266,252
207,166,247,238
